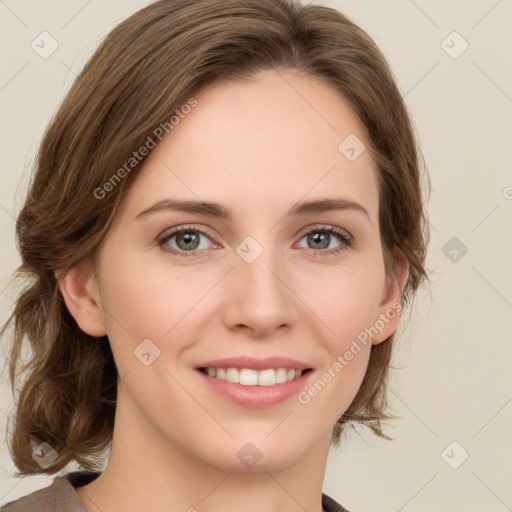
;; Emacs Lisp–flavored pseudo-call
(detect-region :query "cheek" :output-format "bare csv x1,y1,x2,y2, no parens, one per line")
96,251,183,355
98,236,386,369
97,250,214,365
297,264,384,409
303,262,386,347
301,273,382,417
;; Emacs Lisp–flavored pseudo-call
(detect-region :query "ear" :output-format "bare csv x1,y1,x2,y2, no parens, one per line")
371,247,409,345
54,257,107,337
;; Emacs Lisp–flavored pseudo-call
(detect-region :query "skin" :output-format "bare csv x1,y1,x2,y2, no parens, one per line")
59,69,408,512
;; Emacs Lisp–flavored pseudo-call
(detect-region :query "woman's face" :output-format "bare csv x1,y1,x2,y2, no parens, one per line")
74,69,404,471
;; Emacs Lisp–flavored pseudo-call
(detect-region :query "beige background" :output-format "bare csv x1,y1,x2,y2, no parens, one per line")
0,1,511,511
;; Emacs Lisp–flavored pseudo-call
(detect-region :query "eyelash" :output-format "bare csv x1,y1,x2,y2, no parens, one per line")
157,224,353,258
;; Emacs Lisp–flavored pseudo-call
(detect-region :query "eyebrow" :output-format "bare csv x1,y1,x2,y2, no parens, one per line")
135,197,371,223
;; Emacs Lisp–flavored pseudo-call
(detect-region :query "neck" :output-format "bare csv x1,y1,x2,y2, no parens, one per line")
76,389,331,512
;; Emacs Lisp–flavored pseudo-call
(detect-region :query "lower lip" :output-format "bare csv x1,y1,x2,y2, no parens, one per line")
195,369,313,408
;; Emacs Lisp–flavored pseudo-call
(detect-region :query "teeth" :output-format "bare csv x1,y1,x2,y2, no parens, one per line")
203,367,305,386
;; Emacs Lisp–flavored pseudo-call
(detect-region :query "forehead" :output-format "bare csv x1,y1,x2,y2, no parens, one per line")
118,69,379,223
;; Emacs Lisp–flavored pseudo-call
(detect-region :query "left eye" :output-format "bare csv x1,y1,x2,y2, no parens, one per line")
159,226,213,255
296,225,352,254
158,224,353,257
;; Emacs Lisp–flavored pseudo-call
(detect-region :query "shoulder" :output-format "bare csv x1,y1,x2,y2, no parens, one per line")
0,471,100,512
2,475,349,512
322,491,354,512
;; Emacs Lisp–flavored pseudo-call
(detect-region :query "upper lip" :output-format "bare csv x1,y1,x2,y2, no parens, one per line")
195,356,313,371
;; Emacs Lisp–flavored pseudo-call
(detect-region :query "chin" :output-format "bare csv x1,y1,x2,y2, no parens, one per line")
214,436,308,473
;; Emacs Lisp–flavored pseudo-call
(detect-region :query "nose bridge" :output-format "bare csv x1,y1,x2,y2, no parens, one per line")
221,233,298,334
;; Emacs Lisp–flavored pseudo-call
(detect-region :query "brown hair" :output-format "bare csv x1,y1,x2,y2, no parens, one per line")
1,0,430,476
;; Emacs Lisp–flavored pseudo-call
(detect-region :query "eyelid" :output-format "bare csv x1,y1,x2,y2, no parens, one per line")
158,224,219,247
296,223,353,241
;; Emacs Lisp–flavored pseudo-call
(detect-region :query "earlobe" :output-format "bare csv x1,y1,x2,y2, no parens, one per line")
55,258,107,337
372,247,409,345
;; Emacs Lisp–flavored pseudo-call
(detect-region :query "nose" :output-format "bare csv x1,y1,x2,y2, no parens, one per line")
220,243,300,338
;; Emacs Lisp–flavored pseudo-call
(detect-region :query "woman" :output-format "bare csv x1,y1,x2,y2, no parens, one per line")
1,0,430,511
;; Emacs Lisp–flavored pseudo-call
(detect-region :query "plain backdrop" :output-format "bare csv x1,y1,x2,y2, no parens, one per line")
0,1,511,511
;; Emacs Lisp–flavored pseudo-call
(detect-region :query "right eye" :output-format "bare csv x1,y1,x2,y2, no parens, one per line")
158,225,218,257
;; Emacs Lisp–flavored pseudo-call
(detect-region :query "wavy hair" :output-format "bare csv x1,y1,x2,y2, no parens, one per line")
1,0,430,476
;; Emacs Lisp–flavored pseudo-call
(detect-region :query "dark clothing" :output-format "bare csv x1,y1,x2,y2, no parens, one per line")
1,470,352,511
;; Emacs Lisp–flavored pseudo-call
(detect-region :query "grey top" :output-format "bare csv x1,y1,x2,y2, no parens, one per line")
1,470,352,512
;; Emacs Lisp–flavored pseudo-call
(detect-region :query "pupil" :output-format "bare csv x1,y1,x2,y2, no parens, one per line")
310,231,329,249
179,231,199,250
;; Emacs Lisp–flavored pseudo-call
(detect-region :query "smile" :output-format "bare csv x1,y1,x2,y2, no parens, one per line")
199,367,312,386
196,366,314,408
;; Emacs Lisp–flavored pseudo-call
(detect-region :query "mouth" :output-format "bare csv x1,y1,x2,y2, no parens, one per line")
195,366,315,408
197,367,314,386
